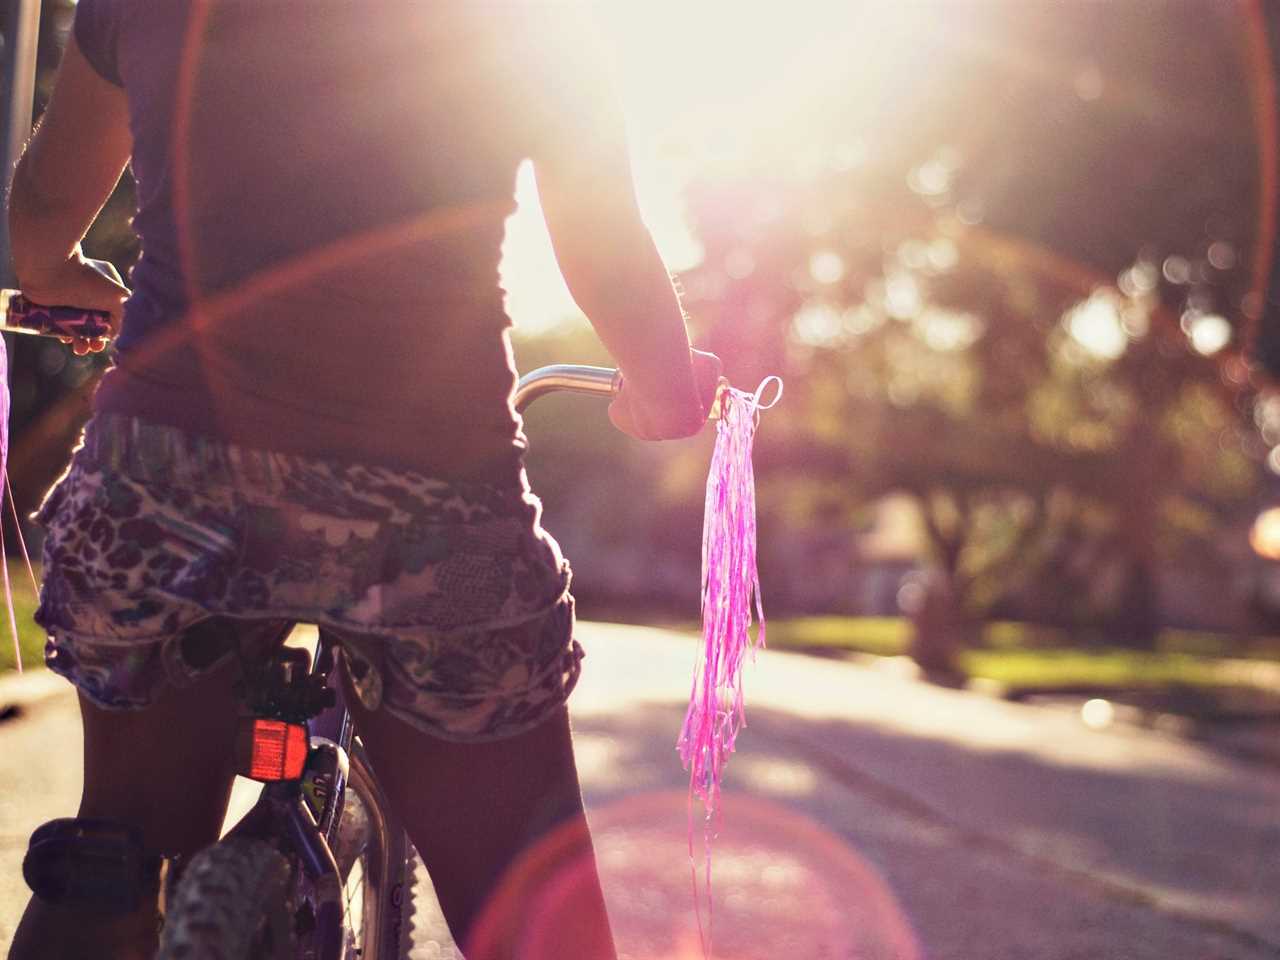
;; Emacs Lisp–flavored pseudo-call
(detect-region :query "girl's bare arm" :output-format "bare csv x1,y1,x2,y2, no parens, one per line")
528,16,717,440
7,34,131,342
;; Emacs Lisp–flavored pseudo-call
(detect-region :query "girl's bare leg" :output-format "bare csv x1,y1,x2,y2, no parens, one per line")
346,689,617,960
7,659,243,960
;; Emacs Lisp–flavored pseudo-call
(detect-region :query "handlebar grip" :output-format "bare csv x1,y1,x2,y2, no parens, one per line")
613,372,730,420
0,291,113,339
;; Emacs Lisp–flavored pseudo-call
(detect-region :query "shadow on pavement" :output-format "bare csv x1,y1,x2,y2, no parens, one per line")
570,702,1280,960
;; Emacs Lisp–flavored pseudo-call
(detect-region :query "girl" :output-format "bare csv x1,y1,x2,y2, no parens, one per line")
7,3,720,957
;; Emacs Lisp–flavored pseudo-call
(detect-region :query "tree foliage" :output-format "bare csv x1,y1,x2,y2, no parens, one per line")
674,1,1268,663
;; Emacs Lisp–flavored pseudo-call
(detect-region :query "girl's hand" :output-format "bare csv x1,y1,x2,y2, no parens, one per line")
19,250,127,355
609,349,723,441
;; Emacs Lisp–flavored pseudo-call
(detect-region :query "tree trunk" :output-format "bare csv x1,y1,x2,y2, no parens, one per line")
1110,436,1163,650
1114,553,1160,650
903,567,969,686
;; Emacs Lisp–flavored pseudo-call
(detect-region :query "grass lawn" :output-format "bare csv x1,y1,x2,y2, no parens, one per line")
962,649,1229,691
0,562,44,673
757,615,1280,695
760,615,909,658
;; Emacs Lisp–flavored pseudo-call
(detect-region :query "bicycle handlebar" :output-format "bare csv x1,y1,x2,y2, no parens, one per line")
1,291,727,420
516,364,728,420
514,364,620,413
0,289,113,339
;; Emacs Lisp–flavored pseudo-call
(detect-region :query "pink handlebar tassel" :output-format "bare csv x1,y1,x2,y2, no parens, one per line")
0,335,18,672
678,375,781,953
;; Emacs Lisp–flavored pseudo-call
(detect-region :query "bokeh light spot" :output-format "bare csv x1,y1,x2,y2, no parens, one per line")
1066,292,1128,360
914,309,984,352
791,301,844,348
1117,261,1159,298
884,272,923,320
1207,240,1237,271
927,237,959,272
809,250,847,285
1081,698,1115,730
908,159,952,197
844,304,884,338
1183,312,1231,356
1250,507,1280,559
1161,255,1192,285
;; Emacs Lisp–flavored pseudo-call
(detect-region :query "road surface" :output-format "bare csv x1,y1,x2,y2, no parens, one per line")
2,622,1276,959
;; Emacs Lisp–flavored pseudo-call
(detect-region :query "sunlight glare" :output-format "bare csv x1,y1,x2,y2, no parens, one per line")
1066,292,1128,361
501,1,929,336
500,162,582,336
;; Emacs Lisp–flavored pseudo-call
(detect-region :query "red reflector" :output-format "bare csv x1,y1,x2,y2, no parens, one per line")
248,719,309,781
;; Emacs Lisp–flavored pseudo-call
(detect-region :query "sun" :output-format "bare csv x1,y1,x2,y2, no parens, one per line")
501,1,933,335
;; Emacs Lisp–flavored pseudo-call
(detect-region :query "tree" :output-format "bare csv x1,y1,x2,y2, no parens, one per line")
676,1,1266,672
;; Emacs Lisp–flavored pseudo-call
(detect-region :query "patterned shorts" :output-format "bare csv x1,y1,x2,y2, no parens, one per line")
34,414,582,742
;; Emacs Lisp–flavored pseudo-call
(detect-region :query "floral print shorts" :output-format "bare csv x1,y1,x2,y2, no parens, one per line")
34,414,582,742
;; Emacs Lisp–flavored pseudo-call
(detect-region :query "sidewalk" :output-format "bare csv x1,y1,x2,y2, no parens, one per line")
3,622,1278,958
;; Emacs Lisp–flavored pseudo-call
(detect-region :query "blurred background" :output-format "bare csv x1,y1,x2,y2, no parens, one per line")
5,0,1280,750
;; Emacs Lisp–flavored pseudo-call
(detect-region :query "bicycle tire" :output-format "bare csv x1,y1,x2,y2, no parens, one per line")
156,837,295,960
334,740,416,959
158,743,416,960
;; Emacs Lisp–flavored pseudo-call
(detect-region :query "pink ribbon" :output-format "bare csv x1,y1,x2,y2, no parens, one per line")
2,336,42,674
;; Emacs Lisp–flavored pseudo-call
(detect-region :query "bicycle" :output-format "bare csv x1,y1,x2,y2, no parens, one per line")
151,362,629,960
3,292,712,960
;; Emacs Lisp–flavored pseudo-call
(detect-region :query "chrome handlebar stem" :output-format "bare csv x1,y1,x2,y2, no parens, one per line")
513,364,622,413
515,363,728,419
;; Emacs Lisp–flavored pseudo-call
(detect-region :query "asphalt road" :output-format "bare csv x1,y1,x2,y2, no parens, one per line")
2,622,1277,959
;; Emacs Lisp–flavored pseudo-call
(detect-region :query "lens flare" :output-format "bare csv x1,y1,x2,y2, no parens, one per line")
470,791,920,960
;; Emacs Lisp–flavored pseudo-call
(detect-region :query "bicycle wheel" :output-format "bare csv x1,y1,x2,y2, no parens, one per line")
156,837,295,960
332,740,415,959
159,743,414,960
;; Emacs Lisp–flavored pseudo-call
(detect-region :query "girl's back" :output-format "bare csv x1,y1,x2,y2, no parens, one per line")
79,1,584,478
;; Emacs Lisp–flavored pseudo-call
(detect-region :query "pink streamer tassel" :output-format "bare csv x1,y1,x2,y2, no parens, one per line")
678,375,781,951
0,337,38,674
0,333,18,673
